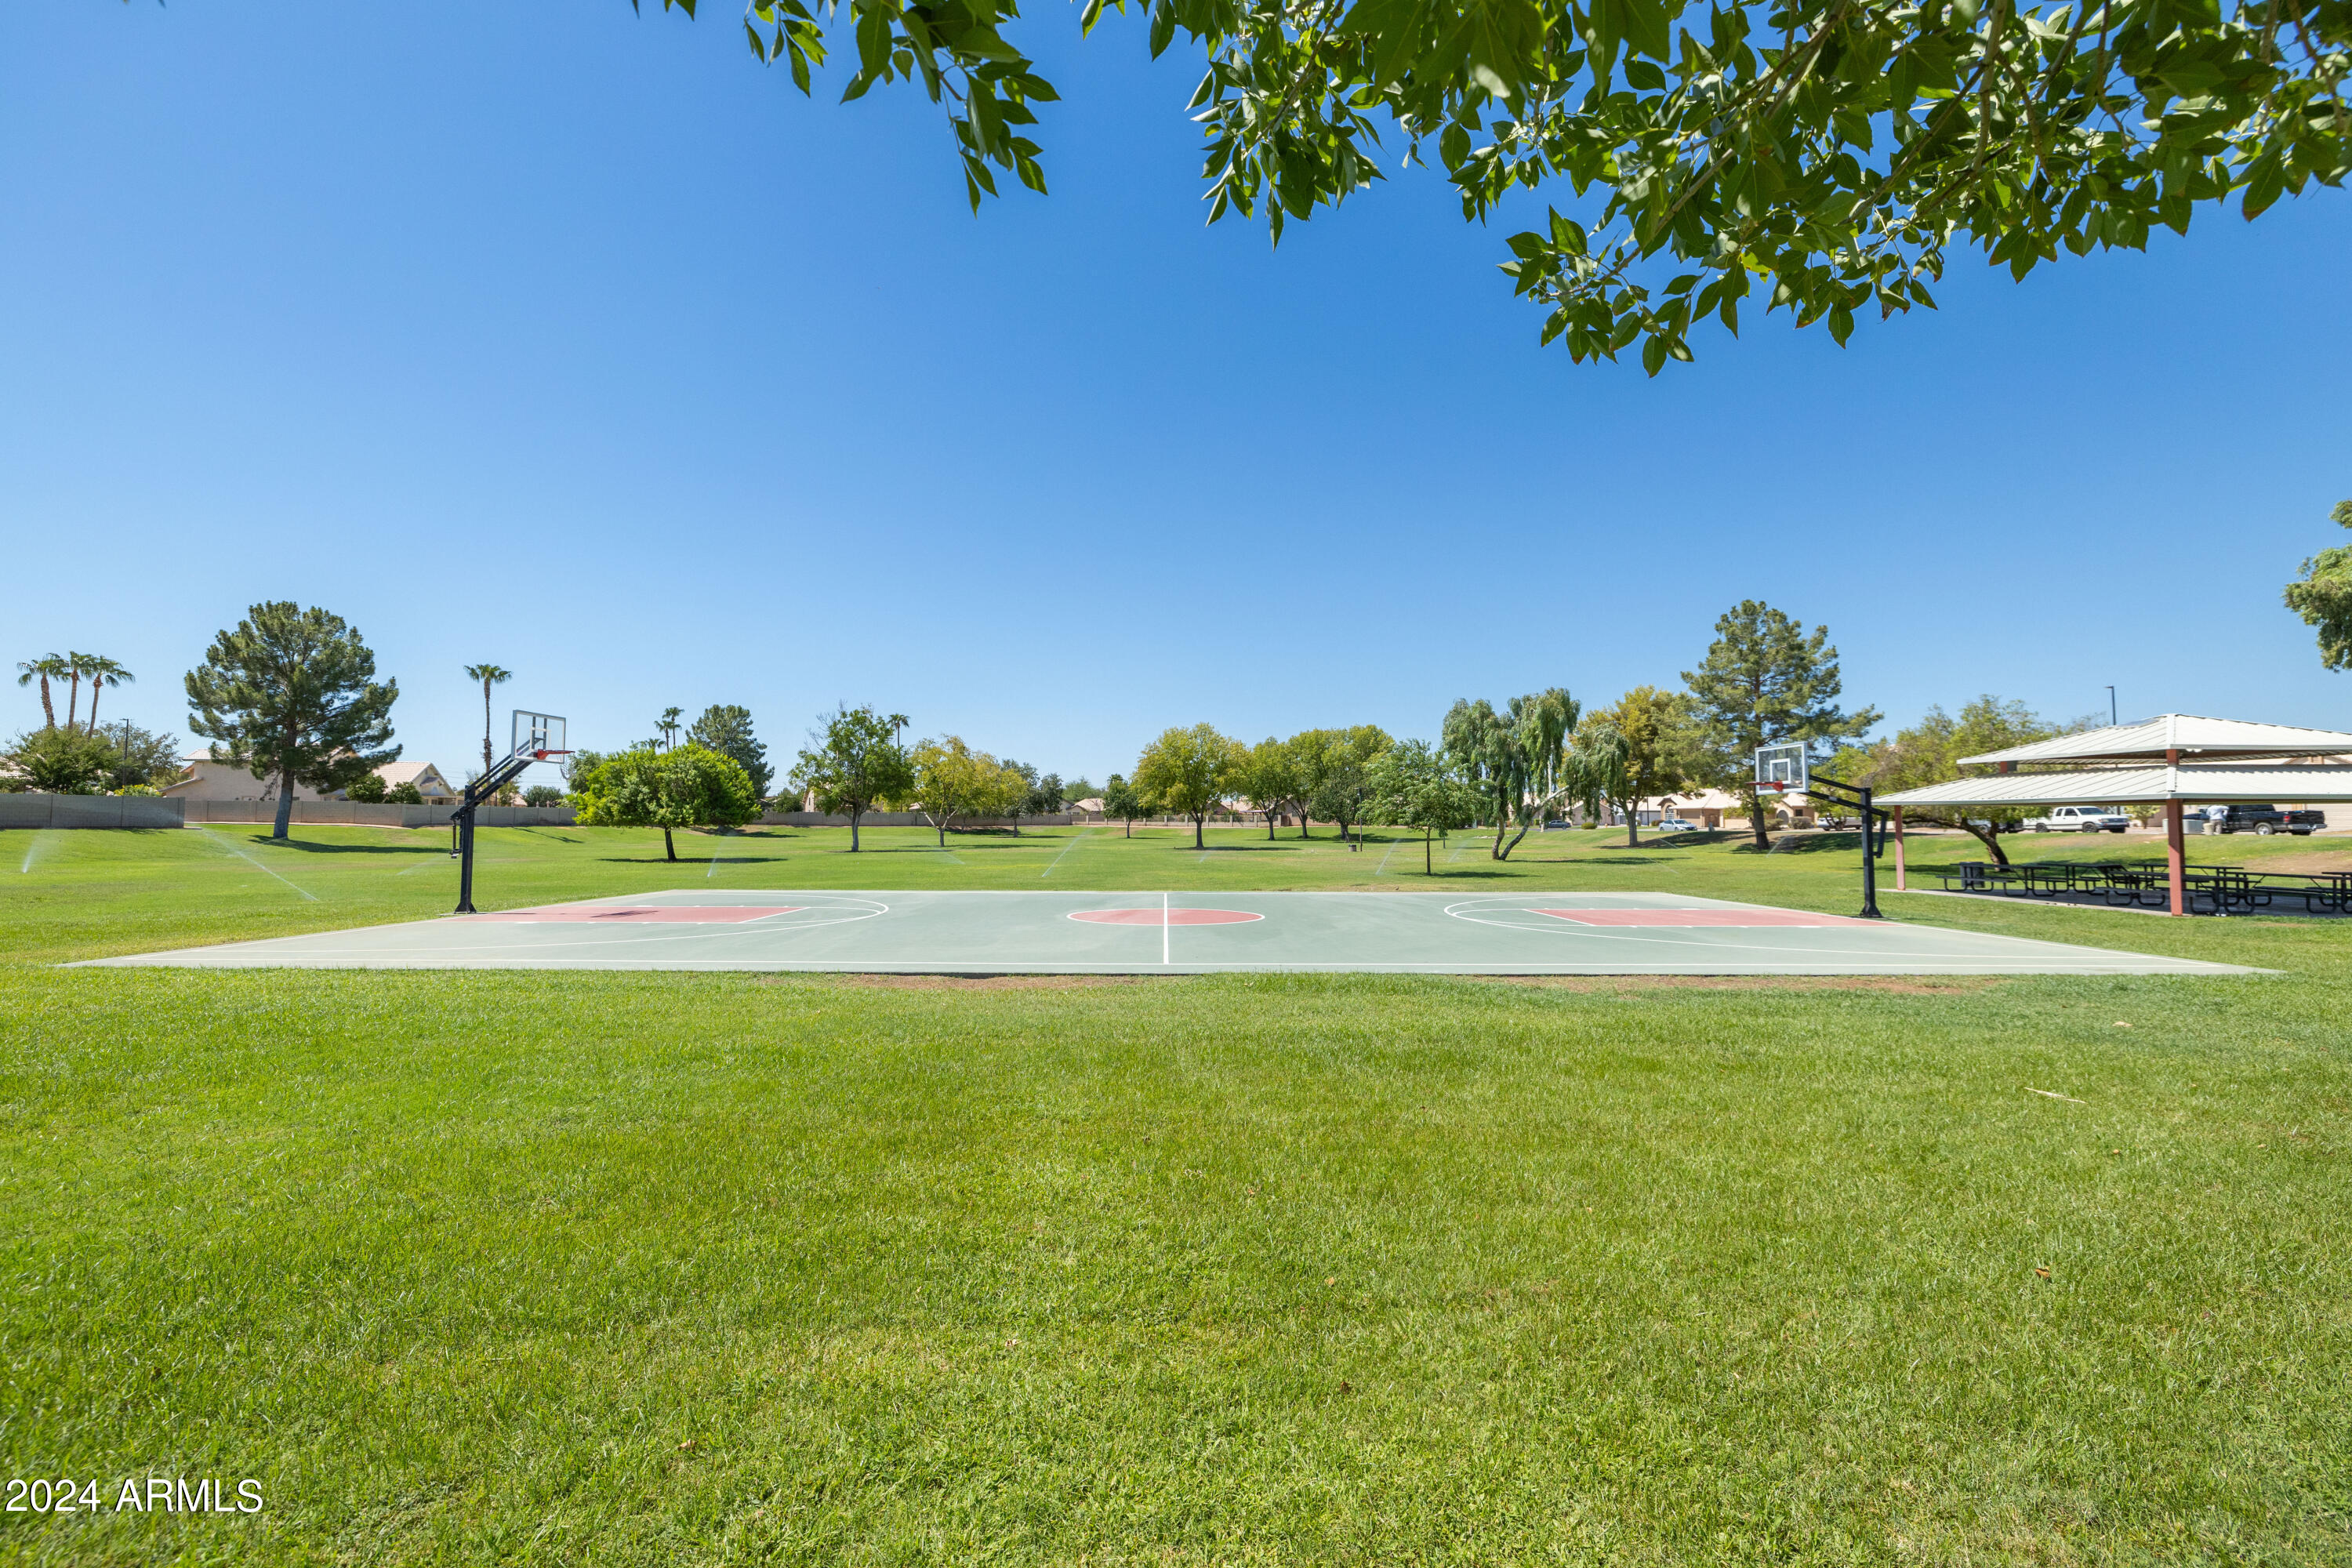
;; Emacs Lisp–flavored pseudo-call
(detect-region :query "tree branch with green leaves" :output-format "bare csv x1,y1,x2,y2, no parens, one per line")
683,0,2344,368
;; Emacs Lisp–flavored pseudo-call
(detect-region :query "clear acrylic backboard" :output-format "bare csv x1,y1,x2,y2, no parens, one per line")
1753,742,1809,793
510,711,568,769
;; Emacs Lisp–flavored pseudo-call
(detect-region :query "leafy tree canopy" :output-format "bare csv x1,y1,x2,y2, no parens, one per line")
4,727,119,795
1238,735,1305,838
1440,691,1577,858
909,735,1027,843
792,704,916,850
682,0,2347,370
1579,685,1704,844
1290,724,1396,843
1133,723,1248,848
2284,499,2352,670
1363,738,1483,873
1823,693,2089,862
688,703,775,797
184,602,400,840
573,744,760,860
1101,772,1145,834
89,719,183,793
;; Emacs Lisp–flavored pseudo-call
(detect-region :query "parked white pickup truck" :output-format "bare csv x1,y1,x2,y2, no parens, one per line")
2020,805,2132,833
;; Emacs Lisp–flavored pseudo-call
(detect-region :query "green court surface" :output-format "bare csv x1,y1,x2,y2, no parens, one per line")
85,887,2251,974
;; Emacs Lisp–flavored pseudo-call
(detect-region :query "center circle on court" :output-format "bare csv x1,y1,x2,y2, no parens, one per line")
1069,908,1265,927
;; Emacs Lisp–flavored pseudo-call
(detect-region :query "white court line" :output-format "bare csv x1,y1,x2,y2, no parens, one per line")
1440,909,2131,964
1163,891,1171,966
1040,828,1094,879
198,828,318,902
102,954,2235,972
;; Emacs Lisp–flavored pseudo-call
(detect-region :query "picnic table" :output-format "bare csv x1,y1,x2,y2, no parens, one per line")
1937,860,2350,915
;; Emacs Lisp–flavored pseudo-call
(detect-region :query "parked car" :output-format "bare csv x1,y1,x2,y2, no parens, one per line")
1653,817,1700,833
2020,805,2132,833
2203,804,2324,836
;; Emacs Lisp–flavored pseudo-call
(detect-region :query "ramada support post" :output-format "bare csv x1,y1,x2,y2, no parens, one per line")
1892,806,1905,891
2164,744,2187,916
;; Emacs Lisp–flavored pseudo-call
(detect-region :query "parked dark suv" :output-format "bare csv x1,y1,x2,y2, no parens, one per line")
2205,804,2324,837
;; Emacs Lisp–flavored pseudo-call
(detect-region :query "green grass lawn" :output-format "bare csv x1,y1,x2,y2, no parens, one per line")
2,822,2347,1563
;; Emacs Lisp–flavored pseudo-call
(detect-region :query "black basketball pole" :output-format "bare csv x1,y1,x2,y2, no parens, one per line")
454,804,478,914
1795,769,1884,920
1857,783,1880,920
452,744,545,915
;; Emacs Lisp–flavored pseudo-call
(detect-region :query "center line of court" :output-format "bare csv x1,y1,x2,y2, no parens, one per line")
1162,891,1170,965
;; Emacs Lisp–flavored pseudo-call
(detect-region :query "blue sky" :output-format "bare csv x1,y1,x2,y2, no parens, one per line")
5,2,2348,789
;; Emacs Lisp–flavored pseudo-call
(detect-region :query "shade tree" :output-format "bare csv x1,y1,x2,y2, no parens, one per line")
1441,691,1579,859
1580,686,1704,845
791,704,915,851
909,735,1025,845
688,704,774,798
1237,735,1302,840
92,719,183,792
1822,696,2086,865
1682,601,1878,848
184,602,401,840
1131,724,1246,848
2284,499,2352,670
1290,726,1393,843
1363,740,1483,874
573,745,760,862
1101,773,1144,836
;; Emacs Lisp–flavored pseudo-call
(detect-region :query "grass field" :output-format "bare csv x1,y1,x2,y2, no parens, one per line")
2,822,2347,1563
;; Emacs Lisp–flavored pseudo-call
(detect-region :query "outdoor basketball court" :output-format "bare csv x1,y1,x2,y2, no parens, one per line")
83,890,2250,975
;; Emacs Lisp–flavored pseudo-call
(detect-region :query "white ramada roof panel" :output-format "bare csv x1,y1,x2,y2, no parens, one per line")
1878,764,2352,808
1958,714,2352,767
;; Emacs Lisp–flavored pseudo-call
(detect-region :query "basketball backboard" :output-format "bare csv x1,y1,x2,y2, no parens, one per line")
1754,742,1809,793
510,711,568,764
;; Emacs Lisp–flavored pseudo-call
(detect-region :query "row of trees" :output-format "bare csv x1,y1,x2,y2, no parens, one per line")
772,706,1092,851
7,597,1879,858
1103,601,1875,859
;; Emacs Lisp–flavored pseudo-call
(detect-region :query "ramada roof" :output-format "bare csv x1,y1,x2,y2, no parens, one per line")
1958,713,2352,768
1878,763,2352,809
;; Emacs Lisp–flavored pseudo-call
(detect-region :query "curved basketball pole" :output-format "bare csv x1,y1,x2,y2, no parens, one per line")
452,744,568,915
1791,771,1883,920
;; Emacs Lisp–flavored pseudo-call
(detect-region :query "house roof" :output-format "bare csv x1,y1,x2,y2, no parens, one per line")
1958,714,2352,768
376,761,448,786
1878,764,2352,809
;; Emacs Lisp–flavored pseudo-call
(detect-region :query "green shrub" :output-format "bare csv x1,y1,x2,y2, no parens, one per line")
385,781,424,806
522,785,564,808
5,727,117,794
346,771,388,804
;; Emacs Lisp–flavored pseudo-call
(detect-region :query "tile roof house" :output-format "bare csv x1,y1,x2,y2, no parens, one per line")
162,756,458,804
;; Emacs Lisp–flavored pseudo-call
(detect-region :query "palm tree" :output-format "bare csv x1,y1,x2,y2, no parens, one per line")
463,663,513,776
62,652,95,731
79,655,133,734
15,655,67,729
657,707,682,752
